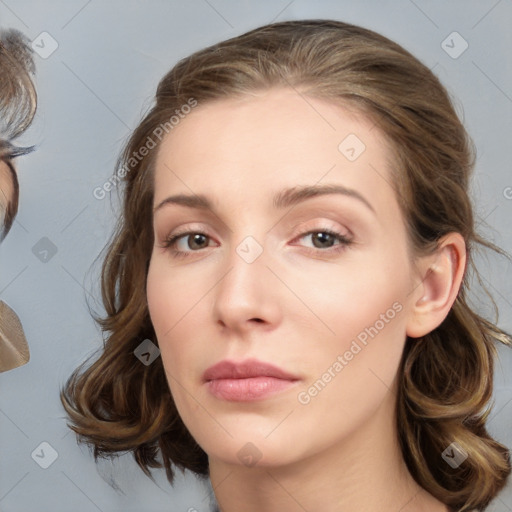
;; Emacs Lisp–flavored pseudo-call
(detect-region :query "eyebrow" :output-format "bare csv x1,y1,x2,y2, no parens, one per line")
154,184,375,215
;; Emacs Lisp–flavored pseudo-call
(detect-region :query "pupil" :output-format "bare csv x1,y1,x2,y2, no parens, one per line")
314,232,333,248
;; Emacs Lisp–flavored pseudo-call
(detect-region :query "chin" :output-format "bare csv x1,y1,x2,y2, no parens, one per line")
208,441,299,470
188,419,307,470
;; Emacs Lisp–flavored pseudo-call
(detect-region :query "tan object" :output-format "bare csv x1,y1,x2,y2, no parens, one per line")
0,299,29,372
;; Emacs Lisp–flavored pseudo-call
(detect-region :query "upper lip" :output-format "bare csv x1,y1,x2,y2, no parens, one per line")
203,359,299,382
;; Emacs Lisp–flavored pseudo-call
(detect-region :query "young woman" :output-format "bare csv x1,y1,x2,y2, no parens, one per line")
62,20,511,511
0,28,36,372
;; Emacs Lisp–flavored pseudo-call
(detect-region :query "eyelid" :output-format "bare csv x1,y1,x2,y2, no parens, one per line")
160,218,350,243
159,222,213,239
287,217,352,241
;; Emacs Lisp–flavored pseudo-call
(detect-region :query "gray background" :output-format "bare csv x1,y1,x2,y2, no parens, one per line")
0,0,511,511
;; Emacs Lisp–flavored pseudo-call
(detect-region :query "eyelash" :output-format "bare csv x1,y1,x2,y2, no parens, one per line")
161,227,353,260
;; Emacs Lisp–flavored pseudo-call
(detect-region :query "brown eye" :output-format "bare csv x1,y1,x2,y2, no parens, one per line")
162,231,214,259
292,228,353,257
310,232,337,249
185,233,209,250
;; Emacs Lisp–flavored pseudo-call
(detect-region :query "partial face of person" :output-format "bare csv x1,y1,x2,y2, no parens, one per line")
0,158,14,233
0,157,30,374
147,88,423,468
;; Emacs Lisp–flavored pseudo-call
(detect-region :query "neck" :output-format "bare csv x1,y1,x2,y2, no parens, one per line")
208,387,449,512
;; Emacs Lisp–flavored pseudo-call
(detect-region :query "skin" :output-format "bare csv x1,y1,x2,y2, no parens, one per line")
0,159,14,228
147,88,465,512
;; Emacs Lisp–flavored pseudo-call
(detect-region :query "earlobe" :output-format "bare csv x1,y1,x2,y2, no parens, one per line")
406,233,466,338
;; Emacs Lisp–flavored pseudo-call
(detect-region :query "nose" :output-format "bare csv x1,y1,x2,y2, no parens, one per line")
212,236,282,336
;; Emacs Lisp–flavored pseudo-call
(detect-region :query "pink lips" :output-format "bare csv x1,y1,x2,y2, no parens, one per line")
203,359,300,401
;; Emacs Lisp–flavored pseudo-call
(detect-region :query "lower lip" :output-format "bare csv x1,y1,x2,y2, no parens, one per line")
206,377,298,401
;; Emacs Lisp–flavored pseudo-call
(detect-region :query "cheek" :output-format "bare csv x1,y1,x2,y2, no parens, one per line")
146,258,208,374
0,199,6,226
146,256,204,331
293,272,408,440
0,163,14,200
147,264,211,432
290,252,409,338
290,254,411,402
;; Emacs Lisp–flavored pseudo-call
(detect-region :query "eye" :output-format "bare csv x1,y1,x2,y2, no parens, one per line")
161,231,215,258
299,230,344,249
293,228,353,255
160,227,353,260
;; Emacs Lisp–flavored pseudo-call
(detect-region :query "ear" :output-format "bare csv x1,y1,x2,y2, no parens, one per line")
406,232,466,338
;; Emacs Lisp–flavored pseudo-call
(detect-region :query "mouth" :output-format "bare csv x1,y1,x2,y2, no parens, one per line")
203,358,300,402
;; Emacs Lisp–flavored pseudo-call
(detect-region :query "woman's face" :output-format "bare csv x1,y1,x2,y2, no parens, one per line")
147,88,423,468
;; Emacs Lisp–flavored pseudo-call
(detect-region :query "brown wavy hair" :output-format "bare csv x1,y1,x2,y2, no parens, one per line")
0,27,37,240
61,19,511,511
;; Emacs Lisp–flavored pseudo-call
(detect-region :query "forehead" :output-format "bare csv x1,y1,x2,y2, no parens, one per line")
153,88,398,218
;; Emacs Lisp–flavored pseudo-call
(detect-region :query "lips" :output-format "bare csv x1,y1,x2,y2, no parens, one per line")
203,359,300,401
203,359,299,381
